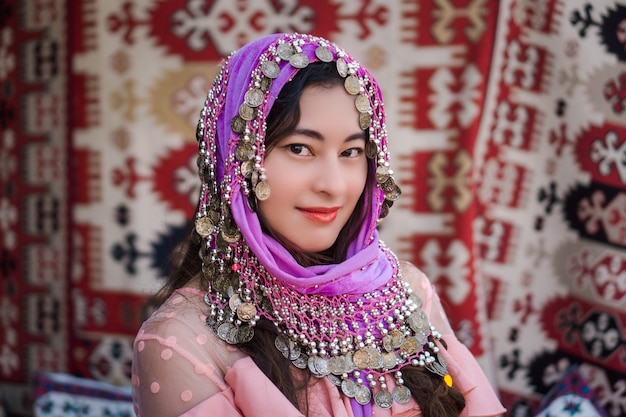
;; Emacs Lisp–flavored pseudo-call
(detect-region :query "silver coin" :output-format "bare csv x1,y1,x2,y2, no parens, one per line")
376,165,390,183
259,76,272,92
365,346,383,369
407,310,429,332
336,57,348,77
230,115,246,133
400,337,418,355
217,323,232,341
359,112,371,130
261,60,280,78
277,43,295,60
426,360,447,377
244,88,264,108
365,141,378,159
385,183,402,201
287,340,301,361
379,202,389,219
328,373,342,386
292,353,308,369
390,329,405,349
275,335,290,358
355,94,371,113
236,302,256,322
392,385,412,404
382,352,398,369
328,356,345,375
221,227,241,243
195,216,213,237
353,349,369,369
344,352,355,373
228,294,242,311
205,315,217,329
236,326,254,343
340,379,357,398
251,170,259,187
255,181,271,201
226,326,239,344
290,53,309,69
236,142,254,162
374,390,393,409
308,355,319,375
380,176,397,193
240,160,254,178
414,331,427,346
344,75,360,95
315,357,330,376
382,334,393,353
355,386,371,405
315,46,333,62
238,103,256,121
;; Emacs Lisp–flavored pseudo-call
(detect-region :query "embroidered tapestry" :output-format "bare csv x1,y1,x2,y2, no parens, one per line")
1,0,625,415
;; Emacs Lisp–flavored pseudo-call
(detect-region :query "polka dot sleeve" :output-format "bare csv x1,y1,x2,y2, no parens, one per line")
132,288,246,417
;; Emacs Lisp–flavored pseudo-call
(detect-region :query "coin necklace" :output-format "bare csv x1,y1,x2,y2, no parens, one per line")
203,242,451,409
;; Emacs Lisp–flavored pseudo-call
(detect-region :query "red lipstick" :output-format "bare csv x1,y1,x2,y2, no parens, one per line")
298,207,339,223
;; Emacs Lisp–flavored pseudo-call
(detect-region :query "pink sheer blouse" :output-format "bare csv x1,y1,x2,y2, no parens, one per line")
132,263,505,417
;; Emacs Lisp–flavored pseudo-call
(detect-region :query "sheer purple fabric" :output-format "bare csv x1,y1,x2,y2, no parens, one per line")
209,33,393,299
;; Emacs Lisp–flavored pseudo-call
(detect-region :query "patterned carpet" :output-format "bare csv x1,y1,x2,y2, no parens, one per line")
1,0,625,415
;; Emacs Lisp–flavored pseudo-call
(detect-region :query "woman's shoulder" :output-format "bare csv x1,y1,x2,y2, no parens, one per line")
398,261,433,298
138,288,205,334
135,287,247,369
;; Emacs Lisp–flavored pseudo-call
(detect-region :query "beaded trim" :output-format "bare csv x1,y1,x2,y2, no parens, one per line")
202,241,451,408
193,33,449,409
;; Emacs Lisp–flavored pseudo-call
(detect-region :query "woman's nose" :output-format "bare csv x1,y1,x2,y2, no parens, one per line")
312,158,345,195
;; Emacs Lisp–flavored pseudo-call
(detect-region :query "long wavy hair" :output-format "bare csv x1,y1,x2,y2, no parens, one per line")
151,62,466,417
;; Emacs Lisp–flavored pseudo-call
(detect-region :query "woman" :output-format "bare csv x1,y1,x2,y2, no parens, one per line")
132,33,505,417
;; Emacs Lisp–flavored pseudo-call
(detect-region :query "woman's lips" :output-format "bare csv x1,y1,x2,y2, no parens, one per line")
298,207,339,223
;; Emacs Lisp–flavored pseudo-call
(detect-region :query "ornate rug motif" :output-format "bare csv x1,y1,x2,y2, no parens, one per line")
473,1,626,415
1,0,71,414
1,0,625,416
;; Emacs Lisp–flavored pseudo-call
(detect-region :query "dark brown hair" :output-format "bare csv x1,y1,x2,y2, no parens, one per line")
151,62,466,416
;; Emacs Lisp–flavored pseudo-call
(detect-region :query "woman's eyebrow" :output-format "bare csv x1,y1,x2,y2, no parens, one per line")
292,128,367,142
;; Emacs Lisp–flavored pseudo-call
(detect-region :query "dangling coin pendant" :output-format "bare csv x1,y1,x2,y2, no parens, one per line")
255,181,271,201
392,385,412,404
374,390,393,409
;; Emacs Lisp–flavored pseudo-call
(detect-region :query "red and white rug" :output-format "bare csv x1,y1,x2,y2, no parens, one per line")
2,0,625,415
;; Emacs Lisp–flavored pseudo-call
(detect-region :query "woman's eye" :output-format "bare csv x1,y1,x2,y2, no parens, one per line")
288,144,310,155
341,148,364,158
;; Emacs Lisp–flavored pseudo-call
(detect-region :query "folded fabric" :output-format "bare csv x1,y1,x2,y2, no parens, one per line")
33,372,134,417
34,391,134,417
535,365,608,417
33,371,132,401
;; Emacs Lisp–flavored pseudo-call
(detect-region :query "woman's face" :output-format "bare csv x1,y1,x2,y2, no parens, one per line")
258,84,368,254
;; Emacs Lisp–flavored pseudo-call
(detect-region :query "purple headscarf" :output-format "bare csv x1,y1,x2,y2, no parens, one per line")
195,33,399,296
